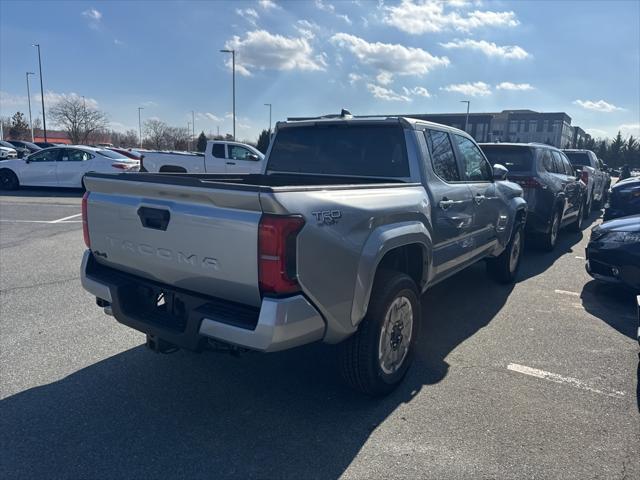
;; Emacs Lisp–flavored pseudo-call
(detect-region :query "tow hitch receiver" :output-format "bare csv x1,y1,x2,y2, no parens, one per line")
146,334,179,354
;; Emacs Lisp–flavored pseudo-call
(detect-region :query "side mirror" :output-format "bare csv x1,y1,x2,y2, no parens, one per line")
247,153,259,161
492,163,508,181
24,156,30,164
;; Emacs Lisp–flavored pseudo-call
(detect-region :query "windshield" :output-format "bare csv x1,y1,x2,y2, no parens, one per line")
268,124,409,178
564,151,590,166
97,149,133,160
20,141,41,150
0,141,15,149
480,145,534,172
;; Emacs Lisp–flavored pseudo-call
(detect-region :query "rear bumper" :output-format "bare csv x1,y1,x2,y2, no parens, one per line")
80,251,325,352
585,243,640,291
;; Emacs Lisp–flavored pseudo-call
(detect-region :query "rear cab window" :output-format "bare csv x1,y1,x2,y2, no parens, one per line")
268,123,409,178
425,129,460,182
480,145,534,173
565,151,590,167
211,143,225,158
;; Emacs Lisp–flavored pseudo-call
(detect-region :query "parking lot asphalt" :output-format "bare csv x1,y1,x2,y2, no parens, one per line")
1,188,638,480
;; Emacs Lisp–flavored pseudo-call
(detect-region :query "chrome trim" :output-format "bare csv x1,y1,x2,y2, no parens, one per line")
80,250,113,303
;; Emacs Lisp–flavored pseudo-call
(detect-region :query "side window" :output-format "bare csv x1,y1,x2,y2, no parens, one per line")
424,129,460,182
63,149,91,161
453,134,492,181
540,149,554,172
28,149,59,162
551,151,565,174
560,153,574,176
211,143,225,158
228,145,256,161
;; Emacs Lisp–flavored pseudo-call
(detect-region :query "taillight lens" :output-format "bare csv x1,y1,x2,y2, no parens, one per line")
258,214,305,295
580,170,589,184
112,162,133,170
514,177,541,189
82,191,90,248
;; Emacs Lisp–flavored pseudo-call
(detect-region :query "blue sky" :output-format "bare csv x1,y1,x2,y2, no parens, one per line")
1,0,638,142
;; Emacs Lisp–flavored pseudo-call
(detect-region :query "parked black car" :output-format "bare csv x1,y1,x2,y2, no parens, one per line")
0,140,29,158
604,177,640,221
480,143,586,251
6,140,41,154
586,215,640,291
34,142,62,149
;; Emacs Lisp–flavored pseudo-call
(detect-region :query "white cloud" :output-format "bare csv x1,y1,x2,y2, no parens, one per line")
442,81,491,96
376,71,393,85
0,91,27,108
337,13,353,24
315,0,335,13
82,8,102,21
259,0,280,9
295,19,320,39
331,33,449,78
141,101,158,107
405,86,431,97
113,38,124,46
573,99,624,113
382,0,519,35
619,123,640,136
584,128,608,138
496,82,534,91
439,38,529,59
236,8,259,26
348,73,362,85
367,83,411,102
224,30,326,76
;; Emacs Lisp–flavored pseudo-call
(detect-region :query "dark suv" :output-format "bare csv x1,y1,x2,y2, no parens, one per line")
480,143,586,251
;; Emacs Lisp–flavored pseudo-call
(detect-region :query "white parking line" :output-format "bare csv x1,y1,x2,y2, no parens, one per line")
555,289,581,297
507,363,625,398
50,213,82,223
0,219,81,224
575,255,585,260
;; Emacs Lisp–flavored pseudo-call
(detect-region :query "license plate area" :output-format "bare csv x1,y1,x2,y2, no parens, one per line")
121,284,188,332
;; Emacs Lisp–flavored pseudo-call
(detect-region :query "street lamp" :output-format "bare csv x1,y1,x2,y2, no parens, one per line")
187,121,192,151
191,110,195,148
264,103,272,133
138,107,144,149
460,100,470,133
25,72,35,142
220,49,236,140
32,44,47,142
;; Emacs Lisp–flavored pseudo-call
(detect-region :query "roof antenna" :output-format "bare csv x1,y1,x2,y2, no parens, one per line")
340,108,352,118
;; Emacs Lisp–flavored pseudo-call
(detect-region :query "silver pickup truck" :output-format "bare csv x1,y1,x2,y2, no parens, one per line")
81,115,526,395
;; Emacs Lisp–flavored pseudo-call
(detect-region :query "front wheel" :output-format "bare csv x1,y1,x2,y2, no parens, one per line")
568,201,584,232
539,210,560,252
487,222,524,283
339,270,420,396
0,169,19,190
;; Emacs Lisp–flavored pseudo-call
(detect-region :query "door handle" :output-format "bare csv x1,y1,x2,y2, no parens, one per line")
474,194,486,205
439,198,463,210
226,161,236,165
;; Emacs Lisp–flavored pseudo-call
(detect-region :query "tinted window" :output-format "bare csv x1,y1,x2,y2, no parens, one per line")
28,149,59,162
425,129,459,181
565,151,590,167
560,154,574,176
228,145,257,161
211,144,225,158
268,125,409,177
453,134,492,181
97,149,128,159
551,151,566,174
481,145,533,172
540,149,554,172
63,149,91,161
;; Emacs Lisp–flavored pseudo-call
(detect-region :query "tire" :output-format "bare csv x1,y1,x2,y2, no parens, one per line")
583,193,592,219
0,169,19,190
487,221,524,284
568,201,584,232
339,270,420,396
539,209,561,252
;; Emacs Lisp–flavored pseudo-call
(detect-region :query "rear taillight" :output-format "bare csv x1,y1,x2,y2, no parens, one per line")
580,170,589,184
112,162,131,170
514,176,542,189
258,214,305,295
82,191,90,248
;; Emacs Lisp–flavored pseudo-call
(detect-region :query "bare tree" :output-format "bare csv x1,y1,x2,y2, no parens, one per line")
166,126,190,150
144,119,169,149
49,96,109,144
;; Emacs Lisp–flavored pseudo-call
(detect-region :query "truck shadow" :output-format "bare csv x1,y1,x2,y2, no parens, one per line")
0,263,514,479
0,186,84,198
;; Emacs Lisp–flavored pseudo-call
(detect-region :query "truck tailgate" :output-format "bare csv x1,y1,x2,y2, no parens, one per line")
83,174,263,307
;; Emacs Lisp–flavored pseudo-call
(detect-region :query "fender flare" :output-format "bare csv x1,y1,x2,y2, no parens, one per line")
350,221,432,326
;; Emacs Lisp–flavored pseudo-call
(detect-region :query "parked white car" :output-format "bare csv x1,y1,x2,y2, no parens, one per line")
0,145,18,159
0,146,139,190
141,140,265,174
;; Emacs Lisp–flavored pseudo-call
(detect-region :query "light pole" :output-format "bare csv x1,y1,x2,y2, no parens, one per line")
460,100,470,133
32,44,47,141
191,110,195,148
138,107,144,149
264,103,272,133
220,49,236,140
26,72,35,142
187,121,192,151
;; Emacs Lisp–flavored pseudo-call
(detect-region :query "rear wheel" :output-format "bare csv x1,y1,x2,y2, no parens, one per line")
0,169,19,190
487,222,524,283
339,270,420,396
539,210,560,252
568,201,584,232
583,193,592,218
